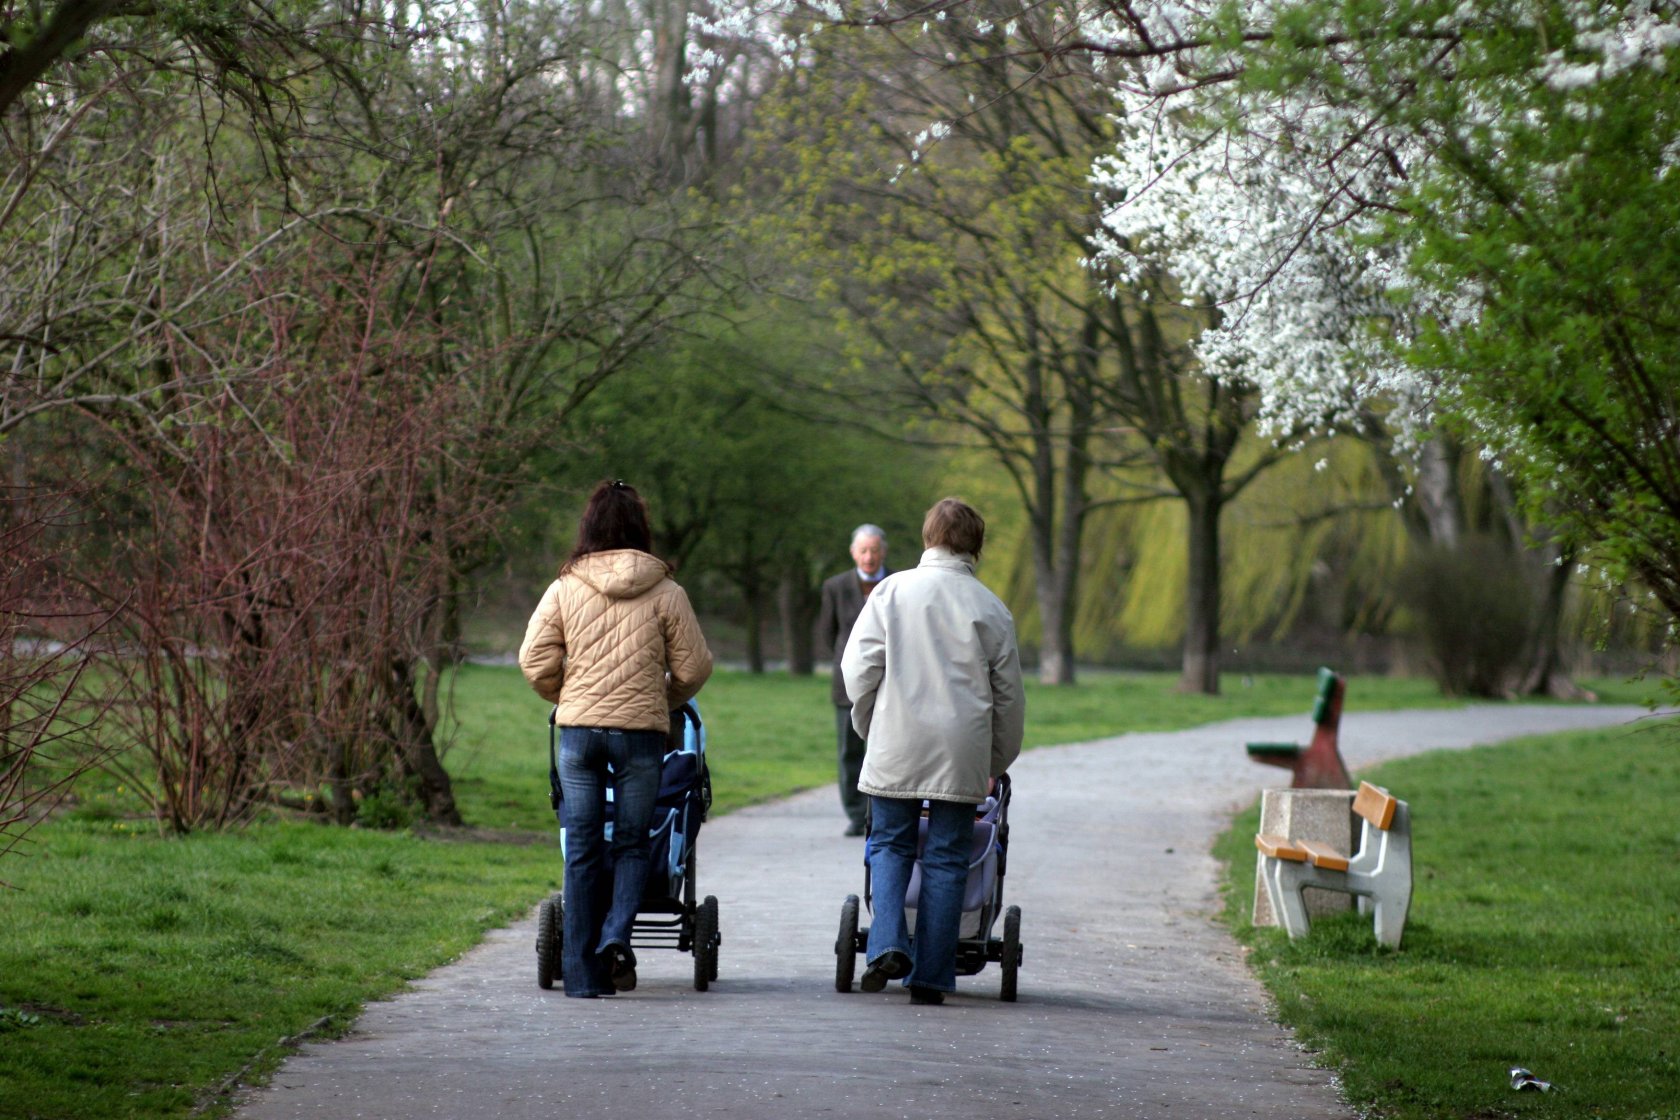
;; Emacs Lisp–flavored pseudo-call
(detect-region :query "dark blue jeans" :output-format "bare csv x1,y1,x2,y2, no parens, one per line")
866,796,975,993
557,726,664,998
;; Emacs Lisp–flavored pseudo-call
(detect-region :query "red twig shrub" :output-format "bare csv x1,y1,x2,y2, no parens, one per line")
0,484,114,877
87,240,503,831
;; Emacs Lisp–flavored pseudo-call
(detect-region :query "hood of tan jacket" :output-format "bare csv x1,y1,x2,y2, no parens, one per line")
517,549,713,732
572,549,673,601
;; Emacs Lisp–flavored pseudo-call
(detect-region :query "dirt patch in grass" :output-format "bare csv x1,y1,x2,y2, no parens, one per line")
411,823,550,846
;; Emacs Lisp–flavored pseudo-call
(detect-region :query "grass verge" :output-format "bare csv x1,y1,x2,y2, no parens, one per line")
1213,717,1680,1119
0,665,1655,1119
440,664,1653,830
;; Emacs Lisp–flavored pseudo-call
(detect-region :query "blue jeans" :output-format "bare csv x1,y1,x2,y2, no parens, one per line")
866,796,974,993
557,726,664,997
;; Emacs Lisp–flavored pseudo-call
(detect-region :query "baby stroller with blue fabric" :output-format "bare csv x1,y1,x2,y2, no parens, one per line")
536,701,721,991
834,773,1022,1000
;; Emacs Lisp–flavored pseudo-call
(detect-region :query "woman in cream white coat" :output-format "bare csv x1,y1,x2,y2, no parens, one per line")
841,497,1025,1004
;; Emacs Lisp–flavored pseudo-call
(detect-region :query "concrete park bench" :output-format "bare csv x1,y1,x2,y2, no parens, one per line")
1254,781,1413,948
1246,666,1353,789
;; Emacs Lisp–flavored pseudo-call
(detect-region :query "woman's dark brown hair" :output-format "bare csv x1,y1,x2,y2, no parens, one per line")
561,479,654,573
921,497,985,559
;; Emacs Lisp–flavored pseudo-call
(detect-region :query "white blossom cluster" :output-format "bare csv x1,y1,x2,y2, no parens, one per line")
1539,0,1680,89
1088,15,1435,448
689,0,836,81
1090,0,1678,456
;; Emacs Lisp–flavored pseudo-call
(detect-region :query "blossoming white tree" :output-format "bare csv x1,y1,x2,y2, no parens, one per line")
1160,0,1680,652
706,0,1680,686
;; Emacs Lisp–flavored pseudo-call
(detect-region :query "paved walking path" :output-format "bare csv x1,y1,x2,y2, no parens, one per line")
234,703,1657,1120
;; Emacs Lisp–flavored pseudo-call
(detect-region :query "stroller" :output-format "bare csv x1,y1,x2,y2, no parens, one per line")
834,773,1022,1000
535,701,721,992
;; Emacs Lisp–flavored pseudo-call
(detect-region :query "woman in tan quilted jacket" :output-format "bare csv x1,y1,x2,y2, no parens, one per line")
518,479,713,998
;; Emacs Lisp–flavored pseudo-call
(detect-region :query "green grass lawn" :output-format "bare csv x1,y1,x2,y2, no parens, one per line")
446,663,1412,830
0,665,1660,1119
0,823,557,1119
441,664,1655,831
1214,718,1680,1119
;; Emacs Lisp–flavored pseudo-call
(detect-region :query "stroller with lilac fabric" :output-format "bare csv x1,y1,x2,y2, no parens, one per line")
534,701,720,992
833,773,1022,1000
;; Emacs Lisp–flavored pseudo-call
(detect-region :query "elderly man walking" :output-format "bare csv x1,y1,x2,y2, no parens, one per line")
815,523,890,836
842,498,1025,1004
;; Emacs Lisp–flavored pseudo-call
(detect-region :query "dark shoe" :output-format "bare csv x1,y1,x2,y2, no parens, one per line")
844,821,865,837
909,986,945,1006
860,950,911,992
605,945,637,992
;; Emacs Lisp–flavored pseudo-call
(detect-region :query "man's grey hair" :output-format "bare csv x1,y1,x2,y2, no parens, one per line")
851,524,887,549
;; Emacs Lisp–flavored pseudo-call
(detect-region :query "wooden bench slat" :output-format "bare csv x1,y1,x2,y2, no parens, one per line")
1296,839,1350,871
1255,833,1308,861
1354,781,1398,830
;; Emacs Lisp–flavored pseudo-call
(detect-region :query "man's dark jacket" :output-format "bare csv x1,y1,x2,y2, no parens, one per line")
815,566,889,707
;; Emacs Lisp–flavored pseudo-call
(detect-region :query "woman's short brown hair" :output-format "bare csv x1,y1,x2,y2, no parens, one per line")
921,497,985,558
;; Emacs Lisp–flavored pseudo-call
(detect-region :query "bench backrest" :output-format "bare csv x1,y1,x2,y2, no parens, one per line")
1310,667,1340,725
1353,781,1399,831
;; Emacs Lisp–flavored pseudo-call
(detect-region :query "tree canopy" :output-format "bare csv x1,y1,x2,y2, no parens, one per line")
706,0,1680,687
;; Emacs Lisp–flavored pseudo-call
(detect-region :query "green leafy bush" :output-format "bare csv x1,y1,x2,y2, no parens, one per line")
1396,535,1532,696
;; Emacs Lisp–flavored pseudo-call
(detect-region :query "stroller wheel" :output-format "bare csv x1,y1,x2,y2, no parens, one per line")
1000,905,1021,1002
706,896,721,982
536,894,563,991
835,895,860,992
693,895,719,992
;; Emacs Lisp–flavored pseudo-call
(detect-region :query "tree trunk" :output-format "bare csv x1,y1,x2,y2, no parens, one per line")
327,732,358,826
1486,472,1595,700
0,0,128,120
1027,501,1079,685
1042,321,1098,686
778,568,816,676
649,0,692,179
1018,311,1079,685
743,579,765,674
389,656,462,825
1033,556,1071,685
318,668,358,824
1179,489,1222,695
1413,434,1464,547
1518,547,1594,699
1362,416,1468,549
420,570,460,738
1032,474,1083,685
